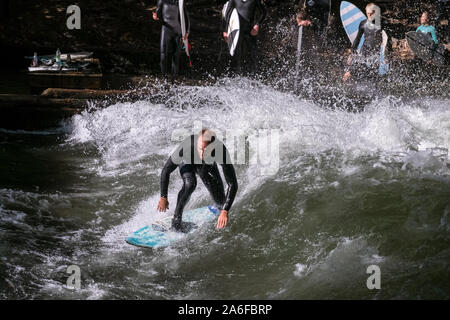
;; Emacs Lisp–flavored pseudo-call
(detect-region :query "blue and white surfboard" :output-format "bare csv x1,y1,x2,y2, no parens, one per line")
340,1,389,75
125,205,220,248
340,1,366,51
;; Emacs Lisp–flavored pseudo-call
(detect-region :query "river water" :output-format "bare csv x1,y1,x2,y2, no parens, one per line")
0,77,449,299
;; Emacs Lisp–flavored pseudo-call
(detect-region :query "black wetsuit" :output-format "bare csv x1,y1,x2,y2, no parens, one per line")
156,0,190,79
305,0,330,41
348,19,384,78
160,135,238,231
223,0,267,74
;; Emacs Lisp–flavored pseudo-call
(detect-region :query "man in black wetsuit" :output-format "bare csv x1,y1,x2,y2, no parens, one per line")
304,0,330,45
153,0,190,81
157,129,238,232
223,0,267,74
343,3,387,81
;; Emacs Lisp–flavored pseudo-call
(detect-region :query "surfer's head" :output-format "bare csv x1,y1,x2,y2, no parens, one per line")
365,3,380,24
420,12,430,25
197,129,216,160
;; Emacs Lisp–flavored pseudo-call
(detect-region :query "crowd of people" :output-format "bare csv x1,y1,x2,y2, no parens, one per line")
153,0,448,83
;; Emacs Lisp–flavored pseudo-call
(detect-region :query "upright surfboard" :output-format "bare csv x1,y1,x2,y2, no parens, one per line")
125,205,220,248
406,31,446,66
294,26,303,91
340,1,389,75
340,1,365,51
222,1,240,56
179,0,189,57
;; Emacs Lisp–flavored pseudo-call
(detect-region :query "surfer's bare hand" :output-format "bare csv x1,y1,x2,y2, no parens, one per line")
347,55,352,65
182,33,189,41
152,12,159,21
216,210,228,229
342,71,351,82
223,32,228,40
157,197,169,212
250,25,259,36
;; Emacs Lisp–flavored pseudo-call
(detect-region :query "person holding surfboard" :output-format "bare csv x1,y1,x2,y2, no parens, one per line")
342,3,389,81
153,0,190,82
416,11,439,44
223,0,267,74
157,129,238,232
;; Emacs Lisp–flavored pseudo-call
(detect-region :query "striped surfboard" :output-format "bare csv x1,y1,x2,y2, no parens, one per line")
340,1,366,51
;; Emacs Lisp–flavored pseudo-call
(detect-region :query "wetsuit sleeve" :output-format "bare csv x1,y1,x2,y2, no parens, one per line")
184,3,190,34
430,27,438,44
223,0,235,32
255,0,267,26
156,0,163,20
220,145,238,212
351,20,365,52
160,155,178,198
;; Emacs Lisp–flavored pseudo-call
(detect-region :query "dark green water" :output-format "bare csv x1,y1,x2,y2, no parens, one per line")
0,78,449,299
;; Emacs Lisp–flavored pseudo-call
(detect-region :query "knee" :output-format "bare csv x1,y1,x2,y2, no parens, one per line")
184,176,197,194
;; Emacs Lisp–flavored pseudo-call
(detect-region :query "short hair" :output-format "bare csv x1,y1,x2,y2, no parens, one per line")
200,128,216,143
296,10,307,21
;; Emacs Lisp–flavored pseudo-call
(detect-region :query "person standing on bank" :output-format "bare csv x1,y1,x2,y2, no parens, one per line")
153,0,190,82
223,0,267,75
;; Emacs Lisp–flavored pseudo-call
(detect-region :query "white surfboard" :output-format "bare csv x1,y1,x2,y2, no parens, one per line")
179,0,189,57
222,1,240,57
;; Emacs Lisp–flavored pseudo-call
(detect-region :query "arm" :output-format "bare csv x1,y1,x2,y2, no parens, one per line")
184,2,190,35
351,19,365,53
221,163,238,212
255,0,267,26
156,0,163,20
430,27,438,44
223,0,235,33
160,156,178,199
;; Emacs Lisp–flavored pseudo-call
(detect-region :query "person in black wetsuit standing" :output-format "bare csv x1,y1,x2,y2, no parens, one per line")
342,3,388,82
223,0,267,74
153,0,190,81
157,129,238,232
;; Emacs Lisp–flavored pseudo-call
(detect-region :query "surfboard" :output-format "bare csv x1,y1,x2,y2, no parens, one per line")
340,1,389,75
340,1,365,51
222,1,240,56
294,26,303,91
179,0,189,57
379,30,389,75
406,31,446,66
125,205,220,248
25,52,93,62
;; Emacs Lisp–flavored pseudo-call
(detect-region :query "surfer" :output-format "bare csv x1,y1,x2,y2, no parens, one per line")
285,10,318,86
157,129,238,232
223,0,267,74
416,11,439,44
153,0,190,82
342,3,388,82
303,0,330,46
